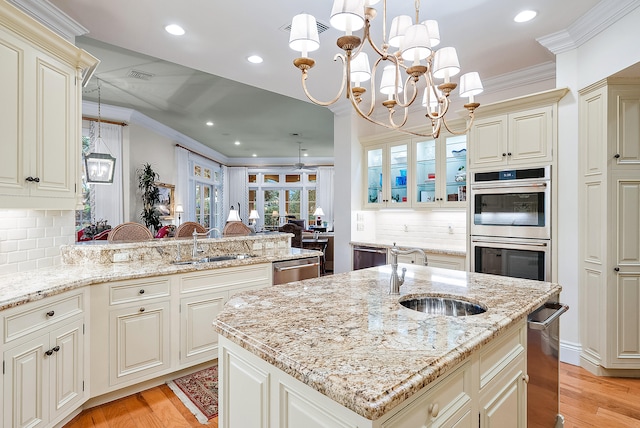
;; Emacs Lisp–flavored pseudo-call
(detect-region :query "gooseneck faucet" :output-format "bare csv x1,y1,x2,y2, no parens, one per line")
191,228,222,258
388,242,428,295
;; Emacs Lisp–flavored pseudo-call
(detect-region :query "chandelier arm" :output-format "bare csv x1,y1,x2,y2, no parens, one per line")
425,93,451,120
300,54,347,107
441,114,476,136
393,76,419,109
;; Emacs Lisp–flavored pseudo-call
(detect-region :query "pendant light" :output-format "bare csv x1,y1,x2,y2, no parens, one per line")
85,78,116,184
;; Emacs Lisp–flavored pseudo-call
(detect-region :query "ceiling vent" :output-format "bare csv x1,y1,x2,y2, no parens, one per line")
127,69,155,80
281,19,329,35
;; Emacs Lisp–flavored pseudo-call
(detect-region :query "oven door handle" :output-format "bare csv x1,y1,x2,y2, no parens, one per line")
470,182,547,190
472,238,548,247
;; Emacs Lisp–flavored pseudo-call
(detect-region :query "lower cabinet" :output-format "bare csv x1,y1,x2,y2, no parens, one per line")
393,250,466,271
218,319,527,428
2,291,86,428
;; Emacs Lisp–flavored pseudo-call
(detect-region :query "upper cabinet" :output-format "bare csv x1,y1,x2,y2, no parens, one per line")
0,2,98,209
468,88,569,172
364,141,411,208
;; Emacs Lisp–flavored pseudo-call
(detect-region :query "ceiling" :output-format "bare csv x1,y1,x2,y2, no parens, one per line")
45,0,605,161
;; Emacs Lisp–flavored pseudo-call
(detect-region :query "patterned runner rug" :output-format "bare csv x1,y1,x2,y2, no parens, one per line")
167,365,218,424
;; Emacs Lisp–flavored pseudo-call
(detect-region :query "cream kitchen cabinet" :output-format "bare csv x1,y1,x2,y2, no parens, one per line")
391,249,466,271
363,141,411,208
0,1,98,209
2,290,86,428
579,80,640,372
468,88,568,172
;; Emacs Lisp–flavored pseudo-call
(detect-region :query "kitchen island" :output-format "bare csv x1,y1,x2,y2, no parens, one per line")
214,264,562,427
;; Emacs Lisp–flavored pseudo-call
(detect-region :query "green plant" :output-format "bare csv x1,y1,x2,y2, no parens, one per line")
137,163,161,233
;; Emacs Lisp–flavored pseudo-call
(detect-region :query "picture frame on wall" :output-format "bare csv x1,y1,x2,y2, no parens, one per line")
155,182,175,219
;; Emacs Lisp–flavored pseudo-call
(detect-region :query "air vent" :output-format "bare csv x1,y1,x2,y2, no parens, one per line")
127,69,155,80
282,19,330,35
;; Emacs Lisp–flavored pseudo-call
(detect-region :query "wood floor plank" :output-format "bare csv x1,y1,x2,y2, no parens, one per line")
141,385,197,428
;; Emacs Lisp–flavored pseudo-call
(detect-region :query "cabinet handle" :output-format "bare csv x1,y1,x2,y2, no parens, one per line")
46,310,55,317
139,289,145,294
45,349,54,356
52,346,60,353
522,374,530,384
25,176,40,183
614,267,620,272
139,307,145,312
428,402,440,418
614,153,621,159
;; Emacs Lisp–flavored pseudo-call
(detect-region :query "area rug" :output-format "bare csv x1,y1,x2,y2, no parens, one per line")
167,365,218,424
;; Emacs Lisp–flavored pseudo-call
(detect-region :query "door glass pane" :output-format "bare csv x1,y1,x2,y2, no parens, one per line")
307,189,316,227
249,189,257,211
285,189,301,219
285,174,301,183
389,144,407,203
415,139,436,203
264,190,279,229
445,135,467,202
265,174,279,183
308,174,316,183
248,174,257,183
367,148,383,203
203,186,211,228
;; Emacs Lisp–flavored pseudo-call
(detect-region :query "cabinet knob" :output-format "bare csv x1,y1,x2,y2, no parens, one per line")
45,349,54,356
614,267,620,272
507,152,512,156
502,153,507,157
46,310,55,317
52,346,60,353
139,289,145,294
522,374,530,384
428,402,440,418
614,153,621,159
139,307,145,312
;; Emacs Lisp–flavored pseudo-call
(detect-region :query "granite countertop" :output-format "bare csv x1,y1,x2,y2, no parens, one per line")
350,240,466,256
0,246,320,312
214,265,561,420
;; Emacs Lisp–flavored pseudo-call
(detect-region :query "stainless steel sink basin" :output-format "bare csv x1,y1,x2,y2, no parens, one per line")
172,254,253,265
399,296,487,316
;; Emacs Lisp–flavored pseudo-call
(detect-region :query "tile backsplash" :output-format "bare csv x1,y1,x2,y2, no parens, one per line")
0,210,75,274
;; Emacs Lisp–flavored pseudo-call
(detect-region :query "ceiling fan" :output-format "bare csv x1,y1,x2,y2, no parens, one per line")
293,142,315,172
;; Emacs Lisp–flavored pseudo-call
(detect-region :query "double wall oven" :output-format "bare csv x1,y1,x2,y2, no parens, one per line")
470,166,551,281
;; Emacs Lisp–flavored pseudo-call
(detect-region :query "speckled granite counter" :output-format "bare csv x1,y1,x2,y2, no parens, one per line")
350,240,466,257
0,233,320,311
214,265,561,420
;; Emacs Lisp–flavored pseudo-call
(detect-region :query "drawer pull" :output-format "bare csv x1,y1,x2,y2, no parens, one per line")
45,346,60,356
139,289,145,294
139,307,145,313
46,310,55,317
428,403,440,418
522,374,530,384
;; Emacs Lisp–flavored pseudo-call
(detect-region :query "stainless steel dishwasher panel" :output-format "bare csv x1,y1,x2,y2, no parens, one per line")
353,246,387,270
527,301,569,428
272,257,320,285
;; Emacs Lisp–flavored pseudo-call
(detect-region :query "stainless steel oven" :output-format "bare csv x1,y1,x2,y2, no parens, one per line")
471,236,551,281
470,166,551,239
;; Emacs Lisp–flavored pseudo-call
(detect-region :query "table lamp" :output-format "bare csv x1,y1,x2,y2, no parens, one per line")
313,207,324,226
175,204,184,225
249,210,260,226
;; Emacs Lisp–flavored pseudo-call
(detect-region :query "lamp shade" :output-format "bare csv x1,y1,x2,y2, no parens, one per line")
330,0,365,33
433,47,460,80
289,14,320,54
249,210,260,220
226,208,241,222
423,20,440,47
401,23,431,61
350,52,371,84
388,15,412,48
380,65,403,95
85,152,116,184
459,72,484,98
313,207,325,216
175,204,184,214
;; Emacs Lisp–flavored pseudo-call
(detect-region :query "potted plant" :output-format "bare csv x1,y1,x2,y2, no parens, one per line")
137,163,161,233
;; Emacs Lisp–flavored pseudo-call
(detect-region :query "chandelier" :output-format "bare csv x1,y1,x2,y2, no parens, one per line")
288,0,483,138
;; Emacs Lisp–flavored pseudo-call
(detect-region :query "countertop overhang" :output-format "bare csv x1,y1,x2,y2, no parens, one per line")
214,265,561,420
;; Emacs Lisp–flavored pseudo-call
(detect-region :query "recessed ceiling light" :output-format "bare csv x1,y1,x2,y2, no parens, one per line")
206,121,214,126
165,24,185,36
514,10,537,23
247,55,263,64
234,141,241,146
303,153,308,157
252,153,257,157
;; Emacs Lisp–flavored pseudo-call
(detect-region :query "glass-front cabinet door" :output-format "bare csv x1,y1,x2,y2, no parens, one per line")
414,139,437,205
364,142,410,208
443,135,467,205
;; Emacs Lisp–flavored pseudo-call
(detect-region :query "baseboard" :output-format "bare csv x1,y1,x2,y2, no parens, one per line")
559,339,581,366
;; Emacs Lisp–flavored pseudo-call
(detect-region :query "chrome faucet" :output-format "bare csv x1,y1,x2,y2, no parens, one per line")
191,228,222,259
388,242,428,295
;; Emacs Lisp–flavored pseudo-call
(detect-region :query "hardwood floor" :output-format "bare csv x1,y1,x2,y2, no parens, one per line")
65,363,638,427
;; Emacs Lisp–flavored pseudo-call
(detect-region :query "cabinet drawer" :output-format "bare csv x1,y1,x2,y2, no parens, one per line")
382,362,471,428
109,277,171,305
478,322,525,390
180,263,271,294
4,291,84,343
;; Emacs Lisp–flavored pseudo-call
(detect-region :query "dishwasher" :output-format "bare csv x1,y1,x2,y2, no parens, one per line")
272,257,320,285
352,245,387,270
527,301,569,428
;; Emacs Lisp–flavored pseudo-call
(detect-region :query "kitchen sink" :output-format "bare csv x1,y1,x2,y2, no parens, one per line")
172,254,254,265
399,296,486,316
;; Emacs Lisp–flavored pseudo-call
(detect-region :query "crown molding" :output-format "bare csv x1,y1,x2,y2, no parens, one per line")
7,0,89,42
537,0,640,54
482,62,556,94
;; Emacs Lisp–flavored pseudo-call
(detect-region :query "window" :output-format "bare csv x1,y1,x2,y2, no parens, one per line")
190,159,222,230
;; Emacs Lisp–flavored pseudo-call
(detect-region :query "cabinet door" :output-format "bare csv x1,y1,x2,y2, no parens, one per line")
388,142,410,206
613,90,640,168
441,135,467,206
469,115,508,169
507,106,552,165
180,291,227,365
479,363,526,428
3,335,49,428
109,301,171,385
364,145,385,207
427,254,465,271
50,319,84,422
414,139,438,205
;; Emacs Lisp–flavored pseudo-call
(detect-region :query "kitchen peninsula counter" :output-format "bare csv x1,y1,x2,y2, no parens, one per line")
214,265,562,424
